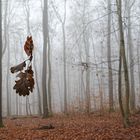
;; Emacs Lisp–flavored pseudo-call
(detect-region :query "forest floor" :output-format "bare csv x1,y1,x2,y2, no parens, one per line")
0,112,140,140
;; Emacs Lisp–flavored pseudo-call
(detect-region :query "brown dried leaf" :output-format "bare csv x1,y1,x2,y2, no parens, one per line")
24,36,34,56
11,36,35,96
25,66,34,76
13,70,34,96
16,72,26,78
10,61,26,73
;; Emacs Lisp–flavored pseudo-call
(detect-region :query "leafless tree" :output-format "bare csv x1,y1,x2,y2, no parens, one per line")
0,0,3,127
107,0,114,112
42,0,49,117
126,0,136,112
116,0,130,127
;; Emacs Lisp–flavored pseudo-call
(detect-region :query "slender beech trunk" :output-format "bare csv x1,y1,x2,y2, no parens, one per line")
34,60,42,115
126,1,135,112
47,13,52,116
42,0,49,118
63,0,67,114
107,0,114,112
0,0,3,127
137,29,140,97
6,33,11,116
117,0,130,127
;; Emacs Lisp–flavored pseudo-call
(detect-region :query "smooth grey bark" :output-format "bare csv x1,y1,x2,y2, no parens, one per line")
126,0,135,112
61,0,67,114
107,0,114,112
3,0,11,116
26,96,31,115
33,59,42,115
116,0,130,127
16,95,18,115
84,35,91,113
137,29,140,97
78,43,84,111
42,0,49,118
26,96,29,115
100,42,104,113
2,0,8,56
6,32,11,116
63,10,68,114
82,0,91,114
46,5,52,115
118,39,125,121
0,0,3,127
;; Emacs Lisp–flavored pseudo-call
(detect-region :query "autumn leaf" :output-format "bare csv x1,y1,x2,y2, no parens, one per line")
10,36,35,96
14,78,30,96
24,36,34,56
13,68,34,96
10,61,26,73
26,66,33,75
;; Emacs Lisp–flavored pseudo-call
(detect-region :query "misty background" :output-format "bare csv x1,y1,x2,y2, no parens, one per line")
1,0,140,117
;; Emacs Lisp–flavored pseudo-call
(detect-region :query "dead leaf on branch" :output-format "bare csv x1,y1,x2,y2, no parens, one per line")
24,36,34,56
10,61,26,73
10,36,35,96
14,67,34,96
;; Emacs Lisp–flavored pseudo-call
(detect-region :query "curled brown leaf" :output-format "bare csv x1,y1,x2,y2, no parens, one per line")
10,61,26,73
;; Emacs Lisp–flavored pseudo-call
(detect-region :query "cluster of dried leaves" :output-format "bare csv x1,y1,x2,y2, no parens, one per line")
0,113,140,140
10,36,34,96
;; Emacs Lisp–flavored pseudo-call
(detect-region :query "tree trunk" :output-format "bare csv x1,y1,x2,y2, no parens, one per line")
107,0,114,112
63,24,68,114
6,34,11,116
63,1,68,114
84,37,91,114
126,0,135,112
0,0,3,127
47,12,52,116
137,29,140,97
33,59,42,115
42,0,49,118
116,0,130,127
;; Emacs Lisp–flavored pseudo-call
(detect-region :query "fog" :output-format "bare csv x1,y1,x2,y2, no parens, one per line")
1,0,140,118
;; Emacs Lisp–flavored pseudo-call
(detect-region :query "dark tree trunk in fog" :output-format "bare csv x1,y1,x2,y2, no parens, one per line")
46,4,52,116
78,43,84,111
137,29,140,96
6,33,11,116
107,0,114,112
3,0,11,116
126,1,135,112
82,0,91,114
0,0,3,127
118,39,125,122
84,35,91,113
42,0,49,118
48,38,52,115
116,0,130,127
63,0,68,114
63,24,68,114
